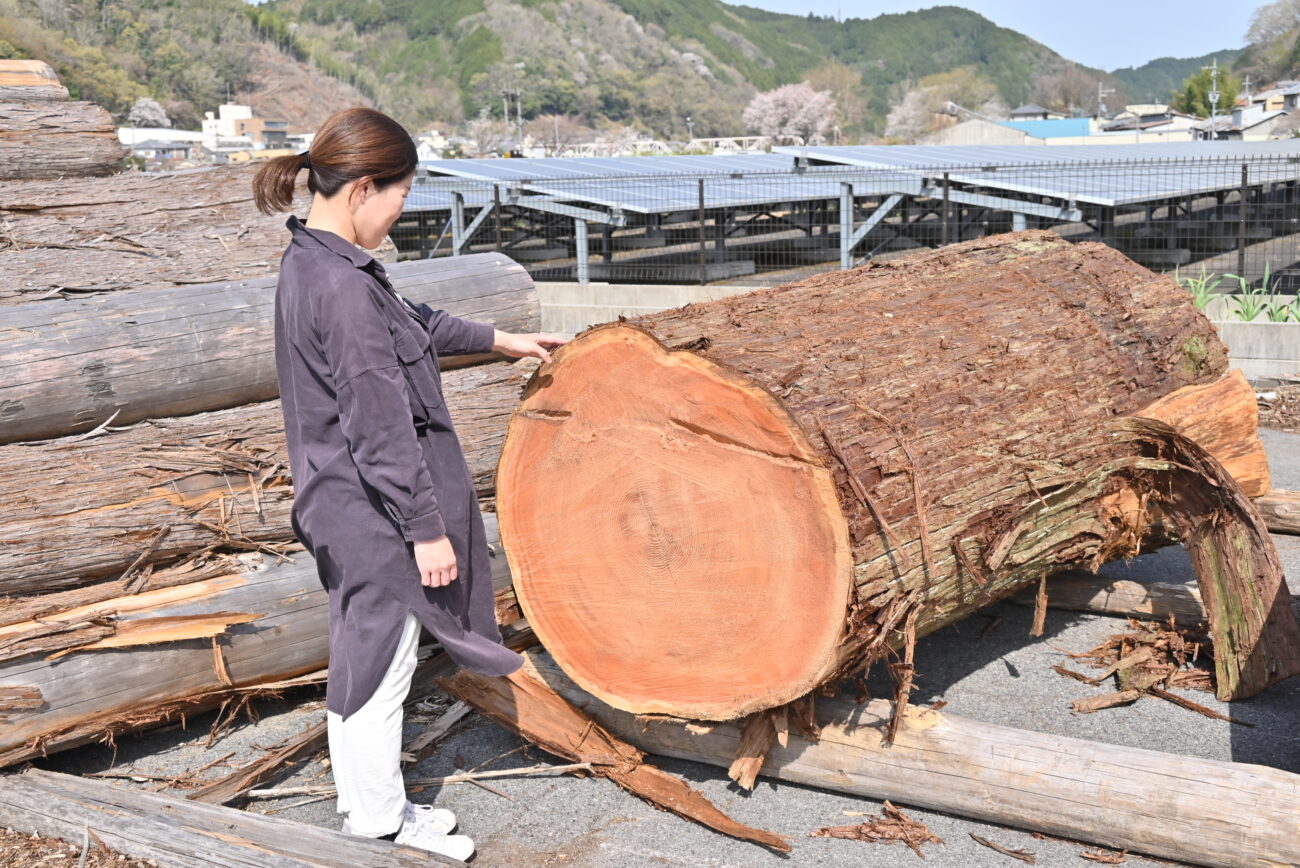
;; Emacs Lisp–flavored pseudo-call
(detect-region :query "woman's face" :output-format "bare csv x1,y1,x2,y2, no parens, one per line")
351,171,413,249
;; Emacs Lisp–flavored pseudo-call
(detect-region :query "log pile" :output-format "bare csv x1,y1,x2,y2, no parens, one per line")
0,60,126,181
496,231,1300,726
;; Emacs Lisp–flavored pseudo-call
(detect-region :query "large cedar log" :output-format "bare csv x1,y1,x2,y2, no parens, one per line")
0,515,512,767
0,362,530,599
1257,489,1300,534
522,651,1300,868
0,163,321,305
0,253,536,443
0,100,126,180
497,232,1300,720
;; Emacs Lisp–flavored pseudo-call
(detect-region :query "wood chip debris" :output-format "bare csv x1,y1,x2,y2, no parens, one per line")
1080,847,1128,863
1056,617,1250,724
810,801,943,858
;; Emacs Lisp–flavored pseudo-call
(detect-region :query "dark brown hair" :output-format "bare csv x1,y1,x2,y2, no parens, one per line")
252,107,418,215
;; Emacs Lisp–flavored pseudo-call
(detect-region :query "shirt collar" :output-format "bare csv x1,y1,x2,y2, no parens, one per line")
286,214,375,269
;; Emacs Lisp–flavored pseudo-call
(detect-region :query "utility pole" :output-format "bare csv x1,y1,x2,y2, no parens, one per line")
501,90,510,123
685,115,695,141
1095,81,1115,119
1205,58,1222,140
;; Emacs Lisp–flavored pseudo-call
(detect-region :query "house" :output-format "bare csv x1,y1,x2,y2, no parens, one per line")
1009,103,1067,121
1193,102,1294,140
202,104,290,151
1249,81,1300,113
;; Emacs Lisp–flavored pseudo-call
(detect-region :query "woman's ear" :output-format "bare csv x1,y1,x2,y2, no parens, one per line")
347,176,375,211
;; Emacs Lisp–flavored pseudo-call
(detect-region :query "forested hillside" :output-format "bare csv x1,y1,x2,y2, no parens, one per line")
0,0,1275,139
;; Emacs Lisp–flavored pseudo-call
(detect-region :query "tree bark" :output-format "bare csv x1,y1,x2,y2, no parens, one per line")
0,162,323,304
0,769,462,867
0,101,126,180
0,514,511,767
497,231,1300,720
0,253,536,443
522,650,1300,868
0,362,530,599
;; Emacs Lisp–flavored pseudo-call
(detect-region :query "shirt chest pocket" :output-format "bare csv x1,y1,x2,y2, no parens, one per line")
392,324,444,413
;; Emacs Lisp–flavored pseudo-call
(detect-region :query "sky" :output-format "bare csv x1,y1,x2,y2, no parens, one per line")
737,1,1259,71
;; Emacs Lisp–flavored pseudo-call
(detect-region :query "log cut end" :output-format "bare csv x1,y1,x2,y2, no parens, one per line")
497,324,853,719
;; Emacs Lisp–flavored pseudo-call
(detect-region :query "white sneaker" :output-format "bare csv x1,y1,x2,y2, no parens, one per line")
403,799,457,835
340,801,455,837
394,822,475,861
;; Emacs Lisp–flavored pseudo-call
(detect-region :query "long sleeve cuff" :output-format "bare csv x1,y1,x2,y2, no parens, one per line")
398,508,447,543
463,319,497,355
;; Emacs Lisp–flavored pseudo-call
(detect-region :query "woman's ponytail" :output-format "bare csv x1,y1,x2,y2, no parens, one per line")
252,150,311,215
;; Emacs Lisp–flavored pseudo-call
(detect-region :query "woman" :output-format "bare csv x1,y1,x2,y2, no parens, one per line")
252,107,565,860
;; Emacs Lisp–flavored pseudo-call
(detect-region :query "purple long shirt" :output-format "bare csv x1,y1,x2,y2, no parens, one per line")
274,215,521,719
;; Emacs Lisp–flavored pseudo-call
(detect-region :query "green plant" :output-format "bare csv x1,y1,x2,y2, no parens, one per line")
1223,267,1270,322
1174,264,1223,311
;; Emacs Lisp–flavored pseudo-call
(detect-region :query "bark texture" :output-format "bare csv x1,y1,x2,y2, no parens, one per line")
0,252,537,442
0,361,531,598
0,101,126,180
0,162,332,304
498,231,1300,720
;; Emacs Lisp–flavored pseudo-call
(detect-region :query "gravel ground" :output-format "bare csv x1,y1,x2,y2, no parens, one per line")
30,429,1300,868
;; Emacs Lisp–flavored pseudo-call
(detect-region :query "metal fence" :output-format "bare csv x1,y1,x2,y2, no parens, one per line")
390,153,1300,302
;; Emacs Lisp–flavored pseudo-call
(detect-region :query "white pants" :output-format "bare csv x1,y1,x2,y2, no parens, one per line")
327,610,421,838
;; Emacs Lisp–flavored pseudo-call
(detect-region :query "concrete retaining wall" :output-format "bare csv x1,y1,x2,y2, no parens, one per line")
1212,321,1300,381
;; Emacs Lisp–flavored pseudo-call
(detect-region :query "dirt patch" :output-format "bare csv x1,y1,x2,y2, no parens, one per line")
1,826,156,867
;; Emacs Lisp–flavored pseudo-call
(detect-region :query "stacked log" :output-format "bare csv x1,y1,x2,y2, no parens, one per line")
495,231,1300,722
0,161,324,304
0,253,538,442
0,60,126,180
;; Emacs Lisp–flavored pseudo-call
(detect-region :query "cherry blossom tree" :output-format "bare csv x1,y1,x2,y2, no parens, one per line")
742,82,837,145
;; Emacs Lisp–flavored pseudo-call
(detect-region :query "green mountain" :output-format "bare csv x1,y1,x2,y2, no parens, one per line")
1110,49,1243,106
0,0,1174,137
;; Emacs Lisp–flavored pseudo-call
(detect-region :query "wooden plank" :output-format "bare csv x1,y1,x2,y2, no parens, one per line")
524,651,1300,868
0,253,537,443
0,769,461,867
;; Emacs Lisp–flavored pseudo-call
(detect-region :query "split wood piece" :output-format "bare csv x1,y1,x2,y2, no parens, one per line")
526,651,1300,868
0,361,528,599
403,701,472,764
0,60,70,100
438,666,792,853
0,514,514,768
0,769,463,867
0,253,536,443
497,231,1300,719
185,718,327,805
1136,369,1271,497
0,162,324,305
0,101,125,180
1257,488,1300,535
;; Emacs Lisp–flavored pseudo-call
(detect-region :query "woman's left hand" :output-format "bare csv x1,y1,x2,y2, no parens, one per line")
492,330,569,364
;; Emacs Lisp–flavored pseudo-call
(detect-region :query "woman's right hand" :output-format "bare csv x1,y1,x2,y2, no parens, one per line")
413,536,458,587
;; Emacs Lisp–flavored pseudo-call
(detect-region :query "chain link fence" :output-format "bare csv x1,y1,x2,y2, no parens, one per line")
392,153,1300,317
